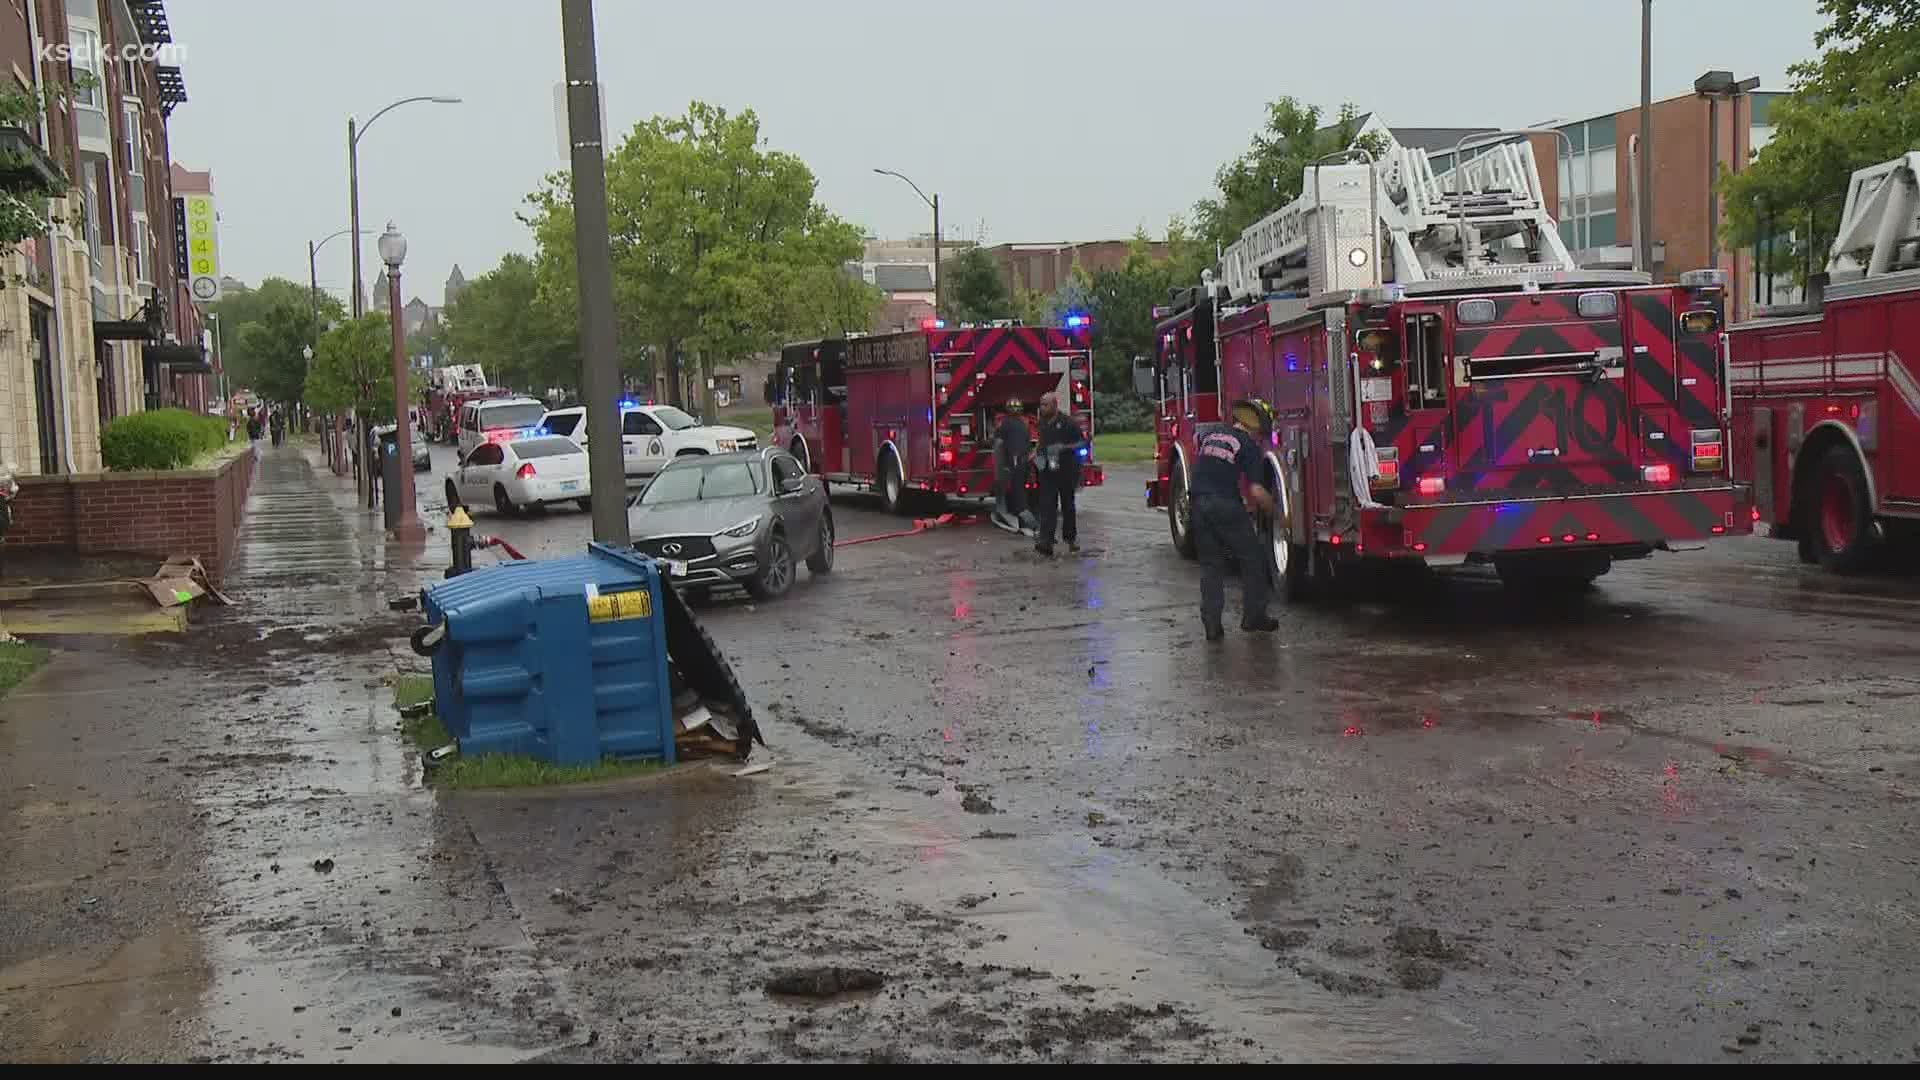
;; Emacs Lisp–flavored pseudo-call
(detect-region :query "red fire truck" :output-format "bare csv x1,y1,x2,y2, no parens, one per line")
769,323,1103,513
1140,128,1752,600
420,364,511,444
1731,151,1920,572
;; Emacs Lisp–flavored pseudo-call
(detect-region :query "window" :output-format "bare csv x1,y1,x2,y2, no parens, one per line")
69,29,101,109
772,454,805,488
465,443,503,468
475,400,546,430
623,410,662,436
82,173,102,268
512,437,583,459
132,217,151,284
122,100,143,176
651,405,699,431
1557,120,1621,252
543,410,583,437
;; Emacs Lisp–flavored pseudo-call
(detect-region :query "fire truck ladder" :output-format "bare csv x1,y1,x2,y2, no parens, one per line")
1217,124,1586,306
1827,151,1920,283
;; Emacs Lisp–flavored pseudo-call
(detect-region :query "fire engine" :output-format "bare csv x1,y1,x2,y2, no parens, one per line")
1140,125,1752,600
1731,150,1920,572
768,322,1103,514
420,363,510,444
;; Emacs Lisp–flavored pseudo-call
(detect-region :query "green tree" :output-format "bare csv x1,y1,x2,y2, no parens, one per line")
213,277,343,394
787,265,884,338
1720,0,1920,282
442,254,580,395
941,246,1013,324
525,101,866,412
307,314,406,425
1193,98,1377,254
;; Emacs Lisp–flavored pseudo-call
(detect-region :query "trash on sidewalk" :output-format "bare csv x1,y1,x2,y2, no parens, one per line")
136,555,232,608
732,761,774,778
388,595,419,612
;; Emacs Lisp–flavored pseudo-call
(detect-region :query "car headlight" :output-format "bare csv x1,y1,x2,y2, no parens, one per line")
716,439,737,452
718,516,761,538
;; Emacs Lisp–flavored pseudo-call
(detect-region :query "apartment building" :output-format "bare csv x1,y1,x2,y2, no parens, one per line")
0,0,199,476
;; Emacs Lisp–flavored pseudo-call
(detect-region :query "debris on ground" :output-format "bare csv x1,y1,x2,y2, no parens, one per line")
388,595,418,612
961,792,999,815
765,966,885,998
311,858,335,874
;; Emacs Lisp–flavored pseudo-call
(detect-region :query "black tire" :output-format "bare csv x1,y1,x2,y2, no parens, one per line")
806,509,835,574
493,483,518,517
745,529,795,601
444,476,462,510
1168,464,1197,559
1807,444,1875,573
576,498,593,513
879,452,908,516
1796,531,1818,565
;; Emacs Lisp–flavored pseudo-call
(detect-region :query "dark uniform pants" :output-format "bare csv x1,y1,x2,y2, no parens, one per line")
1037,467,1077,546
996,454,1028,520
1194,494,1268,628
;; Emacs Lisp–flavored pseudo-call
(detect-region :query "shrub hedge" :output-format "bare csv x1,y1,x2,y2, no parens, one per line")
99,408,232,470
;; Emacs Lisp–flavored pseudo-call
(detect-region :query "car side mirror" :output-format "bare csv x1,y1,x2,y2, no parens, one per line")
778,476,804,494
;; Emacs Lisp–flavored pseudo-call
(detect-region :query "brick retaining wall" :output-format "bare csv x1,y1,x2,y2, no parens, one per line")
4,447,257,583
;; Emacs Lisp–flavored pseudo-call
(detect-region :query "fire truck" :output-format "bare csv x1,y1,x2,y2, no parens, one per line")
420,363,510,444
1731,150,1920,572
1140,126,1752,600
768,323,1103,513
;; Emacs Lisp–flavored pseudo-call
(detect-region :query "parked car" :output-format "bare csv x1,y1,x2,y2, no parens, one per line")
453,435,592,515
541,402,757,485
456,395,550,458
372,423,432,471
629,447,832,601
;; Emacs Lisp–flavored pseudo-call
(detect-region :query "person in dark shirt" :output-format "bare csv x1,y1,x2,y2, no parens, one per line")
1190,399,1279,640
1032,391,1084,556
991,399,1031,534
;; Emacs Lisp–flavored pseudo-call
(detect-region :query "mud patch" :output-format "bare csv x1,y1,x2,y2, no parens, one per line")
961,792,999,815
1290,961,1385,997
1390,956,1444,990
183,750,308,773
1387,924,1467,964
1021,1002,1205,1054
765,966,885,1000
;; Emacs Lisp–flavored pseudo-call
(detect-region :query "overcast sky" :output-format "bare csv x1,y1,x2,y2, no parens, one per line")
164,0,1826,307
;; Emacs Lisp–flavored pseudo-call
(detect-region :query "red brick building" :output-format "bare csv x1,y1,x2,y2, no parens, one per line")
979,239,1171,298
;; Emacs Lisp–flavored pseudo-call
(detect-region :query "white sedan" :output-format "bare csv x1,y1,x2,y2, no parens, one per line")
454,435,593,515
540,402,757,484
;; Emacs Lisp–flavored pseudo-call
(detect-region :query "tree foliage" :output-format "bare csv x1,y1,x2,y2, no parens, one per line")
1720,0,1920,281
940,246,1013,324
524,101,866,411
1193,99,1379,255
306,313,405,424
214,277,342,400
442,253,579,394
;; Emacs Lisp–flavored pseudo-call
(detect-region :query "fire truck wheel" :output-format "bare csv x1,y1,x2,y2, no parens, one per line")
1167,468,1197,559
879,453,909,515
806,510,835,574
1810,444,1875,573
746,529,795,601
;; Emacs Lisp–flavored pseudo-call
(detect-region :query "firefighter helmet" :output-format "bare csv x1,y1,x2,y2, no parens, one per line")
1004,399,1025,414
1230,398,1273,435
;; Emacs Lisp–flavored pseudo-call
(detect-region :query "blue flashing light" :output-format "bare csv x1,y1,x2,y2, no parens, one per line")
1077,446,1090,460
618,398,638,408
935,319,947,329
1285,353,1300,372
1494,502,1518,514
1065,314,1090,329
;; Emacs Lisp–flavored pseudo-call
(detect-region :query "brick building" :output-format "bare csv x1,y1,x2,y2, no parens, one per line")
1,0,201,477
978,239,1170,298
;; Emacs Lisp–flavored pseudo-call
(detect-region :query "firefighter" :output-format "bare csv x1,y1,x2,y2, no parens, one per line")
1191,398,1279,640
1033,391,1085,556
991,398,1032,535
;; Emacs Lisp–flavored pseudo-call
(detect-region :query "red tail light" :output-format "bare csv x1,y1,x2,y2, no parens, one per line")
1642,464,1673,484
516,463,535,479
1750,507,1760,521
938,450,955,465
1416,476,1445,497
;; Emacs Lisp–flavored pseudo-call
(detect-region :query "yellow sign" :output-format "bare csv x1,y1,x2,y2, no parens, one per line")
587,590,652,622
183,193,221,302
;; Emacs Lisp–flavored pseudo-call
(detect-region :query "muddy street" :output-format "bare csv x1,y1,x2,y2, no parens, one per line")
5,446,1920,1062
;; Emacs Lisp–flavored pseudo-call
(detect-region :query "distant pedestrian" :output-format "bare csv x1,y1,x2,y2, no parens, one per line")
1032,392,1084,557
269,408,285,447
991,398,1032,535
1190,399,1279,641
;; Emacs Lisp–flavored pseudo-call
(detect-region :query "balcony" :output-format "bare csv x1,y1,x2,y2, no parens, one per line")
0,126,67,194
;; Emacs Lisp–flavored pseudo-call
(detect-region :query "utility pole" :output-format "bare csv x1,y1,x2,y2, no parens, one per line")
560,0,629,544
1637,0,1655,278
931,193,942,321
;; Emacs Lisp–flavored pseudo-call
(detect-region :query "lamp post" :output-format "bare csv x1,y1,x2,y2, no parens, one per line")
348,95,460,319
379,221,425,542
874,168,941,320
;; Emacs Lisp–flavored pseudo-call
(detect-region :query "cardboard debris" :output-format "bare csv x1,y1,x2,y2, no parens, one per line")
138,556,232,608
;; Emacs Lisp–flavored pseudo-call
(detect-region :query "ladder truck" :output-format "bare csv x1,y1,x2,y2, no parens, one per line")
1731,150,1920,572
1137,125,1752,599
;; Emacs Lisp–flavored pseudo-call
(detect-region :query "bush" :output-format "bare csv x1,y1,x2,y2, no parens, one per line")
1094,392,1156,434
100,408,231,470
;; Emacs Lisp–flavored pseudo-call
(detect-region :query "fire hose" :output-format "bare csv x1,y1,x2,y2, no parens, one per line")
833,512,978,548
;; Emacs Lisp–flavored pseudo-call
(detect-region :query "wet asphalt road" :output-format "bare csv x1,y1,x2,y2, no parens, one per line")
5,442,1920,1062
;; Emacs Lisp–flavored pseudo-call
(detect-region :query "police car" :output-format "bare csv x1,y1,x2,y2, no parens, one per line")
539,401,757,486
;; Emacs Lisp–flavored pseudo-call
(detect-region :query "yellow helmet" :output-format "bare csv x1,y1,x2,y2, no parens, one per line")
1230,398,1272,434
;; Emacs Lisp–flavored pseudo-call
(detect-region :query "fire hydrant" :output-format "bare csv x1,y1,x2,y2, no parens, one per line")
446,504,475,578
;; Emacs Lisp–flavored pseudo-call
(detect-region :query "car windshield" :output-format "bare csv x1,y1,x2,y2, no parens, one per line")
652,406,700,431
638,460,764,505
513,437,584,459
542,411,583,436
478,402,546,430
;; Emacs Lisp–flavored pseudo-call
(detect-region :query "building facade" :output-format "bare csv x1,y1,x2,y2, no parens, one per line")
979,239,1170,299
1,0,199,476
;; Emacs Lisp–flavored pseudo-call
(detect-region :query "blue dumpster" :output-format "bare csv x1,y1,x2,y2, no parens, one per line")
419,542,676,766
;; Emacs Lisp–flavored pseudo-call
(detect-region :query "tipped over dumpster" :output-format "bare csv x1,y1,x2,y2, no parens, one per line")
411,542,760,766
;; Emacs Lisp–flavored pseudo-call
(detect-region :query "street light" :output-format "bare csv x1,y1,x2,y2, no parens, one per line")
347,95,460,319
874,168,941,321
379,221,424,543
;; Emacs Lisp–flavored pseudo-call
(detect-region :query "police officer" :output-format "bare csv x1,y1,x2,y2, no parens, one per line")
1191,399,1279,640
